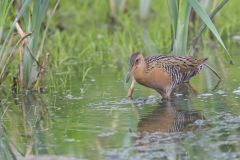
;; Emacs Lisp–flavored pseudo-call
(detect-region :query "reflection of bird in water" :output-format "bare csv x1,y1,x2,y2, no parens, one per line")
137,101,205,133
126,53,208,100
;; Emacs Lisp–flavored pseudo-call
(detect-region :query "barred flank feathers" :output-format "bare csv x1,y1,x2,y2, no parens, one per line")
144,55,208,85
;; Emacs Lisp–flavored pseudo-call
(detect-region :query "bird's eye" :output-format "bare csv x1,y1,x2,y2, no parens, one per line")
135,58,140,64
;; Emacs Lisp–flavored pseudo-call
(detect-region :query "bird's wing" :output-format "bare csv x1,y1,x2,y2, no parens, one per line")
145,55,207,83
153,56,207,72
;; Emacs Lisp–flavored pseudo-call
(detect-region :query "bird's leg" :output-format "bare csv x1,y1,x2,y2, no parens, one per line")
156,89,171,101
127,79,135,97
166,90,172,99
163,89,172,101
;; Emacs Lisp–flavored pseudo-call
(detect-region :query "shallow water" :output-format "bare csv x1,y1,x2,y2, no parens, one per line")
1,49,240,160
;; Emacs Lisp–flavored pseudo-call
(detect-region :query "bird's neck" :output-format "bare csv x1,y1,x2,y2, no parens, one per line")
133,61,148,84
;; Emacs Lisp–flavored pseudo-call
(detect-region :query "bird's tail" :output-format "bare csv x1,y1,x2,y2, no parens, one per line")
197,57,208,72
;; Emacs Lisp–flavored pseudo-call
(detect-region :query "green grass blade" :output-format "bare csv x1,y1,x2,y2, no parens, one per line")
21,0,49,88
188,0,232,61
189,0,229,56
168,0,178,33
31,0,49,55
0,0,30,58
139,0,151,20
0,0,14,40
37,0,60,60
173,0,191,55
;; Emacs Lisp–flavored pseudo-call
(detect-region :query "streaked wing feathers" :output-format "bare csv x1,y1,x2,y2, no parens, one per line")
145,55,207,84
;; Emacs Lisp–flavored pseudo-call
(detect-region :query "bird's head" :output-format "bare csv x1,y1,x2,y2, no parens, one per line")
126,52,145,83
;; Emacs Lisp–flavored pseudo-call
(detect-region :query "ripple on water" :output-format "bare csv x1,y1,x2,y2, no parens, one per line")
193,113,240,159
63,138,80,143
102,131,193,160
98,130,116,137
87,95,159,108
198,93,213,98
100,112,240,160
216,90,226,95
65,94,83,100
233,87,240,95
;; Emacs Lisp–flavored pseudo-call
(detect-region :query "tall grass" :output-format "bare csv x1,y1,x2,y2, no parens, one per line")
189,0,230,56
0,0,29,85
168,0,231,60
105,0,231,60
0,0,58,91
18,0,49,89
169,0,191,55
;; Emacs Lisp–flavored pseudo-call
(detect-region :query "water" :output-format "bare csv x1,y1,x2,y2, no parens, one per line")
1,52,240,160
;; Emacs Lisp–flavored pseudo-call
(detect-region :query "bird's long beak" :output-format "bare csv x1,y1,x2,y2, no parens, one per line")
125,67,133,83
126,71,131,83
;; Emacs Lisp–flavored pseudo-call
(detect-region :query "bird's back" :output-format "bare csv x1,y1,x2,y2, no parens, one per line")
145,55,207,85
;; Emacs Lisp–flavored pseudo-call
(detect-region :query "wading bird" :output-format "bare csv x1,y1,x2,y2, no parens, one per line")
126,52,209,100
